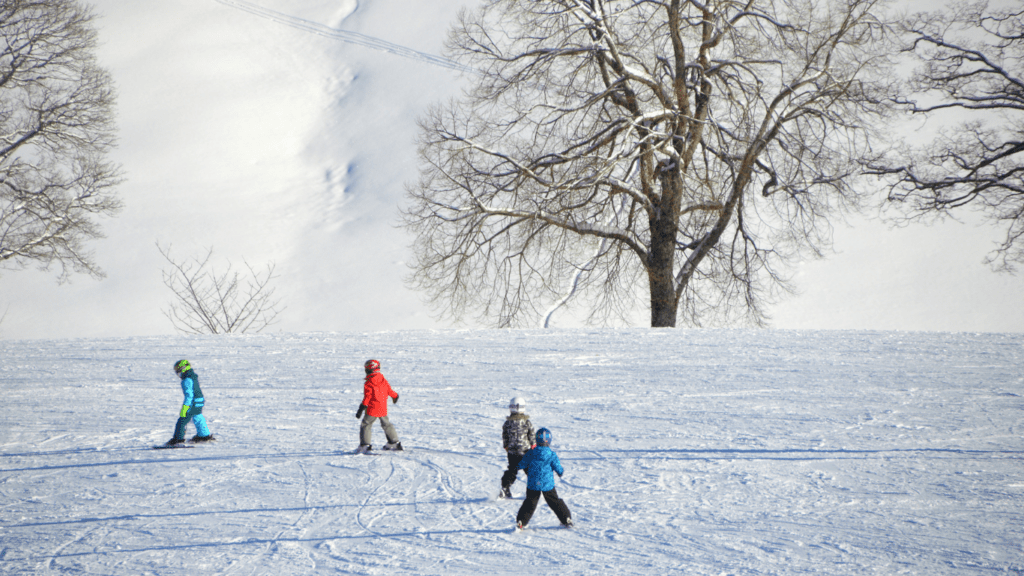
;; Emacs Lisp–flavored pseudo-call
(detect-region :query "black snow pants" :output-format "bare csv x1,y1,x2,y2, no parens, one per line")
516,488,572,527
501,452,525,489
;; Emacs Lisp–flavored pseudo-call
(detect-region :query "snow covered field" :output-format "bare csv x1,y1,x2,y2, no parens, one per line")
2,329,1022,574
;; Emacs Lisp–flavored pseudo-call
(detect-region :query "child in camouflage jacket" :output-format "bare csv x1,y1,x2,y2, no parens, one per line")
499,396,535,498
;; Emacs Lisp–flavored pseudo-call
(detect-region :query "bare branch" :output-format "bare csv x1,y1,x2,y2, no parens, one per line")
157,243,284,334
869,0,1024,271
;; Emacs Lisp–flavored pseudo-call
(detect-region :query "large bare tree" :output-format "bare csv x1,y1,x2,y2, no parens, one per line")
405,0,897,328
0,0,122,282
869,1,1024,272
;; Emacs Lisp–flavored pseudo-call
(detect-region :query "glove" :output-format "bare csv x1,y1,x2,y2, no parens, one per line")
355,405,365,419
392,393,399,405
179,405,189,418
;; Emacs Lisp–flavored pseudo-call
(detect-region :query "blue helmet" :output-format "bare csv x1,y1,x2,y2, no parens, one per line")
536,427,552,447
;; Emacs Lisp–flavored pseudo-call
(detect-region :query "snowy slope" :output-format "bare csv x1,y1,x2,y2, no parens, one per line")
2,329,1022,574
0,0,475,339
0,0,1022,340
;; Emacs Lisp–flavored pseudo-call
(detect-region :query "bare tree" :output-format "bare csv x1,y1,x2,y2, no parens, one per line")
405,0,897,328
158,244,283,335
868,1,1024,272
0,0,122,282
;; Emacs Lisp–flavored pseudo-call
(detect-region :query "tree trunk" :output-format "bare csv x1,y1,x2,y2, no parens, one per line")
648,177,681,327
649,265,678,327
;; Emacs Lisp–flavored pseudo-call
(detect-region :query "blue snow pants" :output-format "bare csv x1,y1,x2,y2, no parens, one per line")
173,398,210,440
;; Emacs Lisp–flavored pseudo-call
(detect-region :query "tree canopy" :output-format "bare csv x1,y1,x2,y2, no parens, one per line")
870,1,1024,272
0,0,122,282
406,0,898,327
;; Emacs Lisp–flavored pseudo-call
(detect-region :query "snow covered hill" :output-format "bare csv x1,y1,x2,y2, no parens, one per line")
0,0,1021,340
2,329,1022,574
1,0,476,339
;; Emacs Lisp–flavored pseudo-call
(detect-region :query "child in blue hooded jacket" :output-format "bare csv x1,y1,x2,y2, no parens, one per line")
165,359,214,446
515,427,572,530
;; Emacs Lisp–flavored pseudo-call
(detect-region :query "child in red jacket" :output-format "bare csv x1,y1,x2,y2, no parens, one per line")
355,359,403,453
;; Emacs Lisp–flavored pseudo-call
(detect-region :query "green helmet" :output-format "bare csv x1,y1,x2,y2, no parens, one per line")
173,359,191,376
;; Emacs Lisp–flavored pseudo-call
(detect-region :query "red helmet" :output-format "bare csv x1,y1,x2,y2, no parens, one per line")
364,359,381,374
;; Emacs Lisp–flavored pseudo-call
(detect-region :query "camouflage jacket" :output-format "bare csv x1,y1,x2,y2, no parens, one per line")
502,413,535,455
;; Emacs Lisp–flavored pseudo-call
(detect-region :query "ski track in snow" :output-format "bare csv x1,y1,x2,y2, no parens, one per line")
212,0,477,74
1,329,1023,574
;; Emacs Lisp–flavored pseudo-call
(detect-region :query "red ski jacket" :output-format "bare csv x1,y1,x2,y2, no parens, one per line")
361,372,397,417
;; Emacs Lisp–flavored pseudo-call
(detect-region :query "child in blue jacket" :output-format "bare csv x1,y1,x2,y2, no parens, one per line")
165,359,214,445
515,427,572,530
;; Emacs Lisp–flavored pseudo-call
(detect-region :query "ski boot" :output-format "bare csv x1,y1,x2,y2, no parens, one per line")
500,484,512,499
356,444,372,454
191,435,216,443
165,438,186,446
383,442,404,451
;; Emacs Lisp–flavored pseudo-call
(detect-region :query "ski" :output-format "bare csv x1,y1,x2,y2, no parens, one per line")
153,444,195,450
510,523,571,533
351,444,406,455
